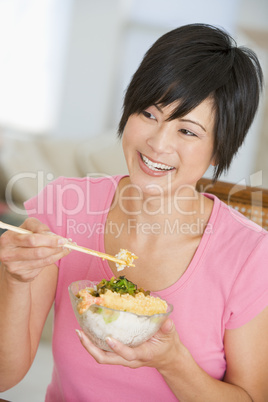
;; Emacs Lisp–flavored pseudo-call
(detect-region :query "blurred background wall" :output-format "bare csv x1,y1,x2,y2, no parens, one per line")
0,0,267,188
0,1,268,401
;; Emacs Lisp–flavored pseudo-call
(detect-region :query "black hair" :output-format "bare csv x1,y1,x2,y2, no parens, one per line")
118,23,263,180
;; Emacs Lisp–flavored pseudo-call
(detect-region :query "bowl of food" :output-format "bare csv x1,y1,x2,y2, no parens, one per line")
69,276,173,351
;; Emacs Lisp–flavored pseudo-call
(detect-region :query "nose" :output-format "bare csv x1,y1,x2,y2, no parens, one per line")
146,123,174,154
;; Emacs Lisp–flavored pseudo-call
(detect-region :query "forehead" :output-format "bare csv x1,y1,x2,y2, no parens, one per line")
159,96,215,122
160,98,215,138
184,98,216,133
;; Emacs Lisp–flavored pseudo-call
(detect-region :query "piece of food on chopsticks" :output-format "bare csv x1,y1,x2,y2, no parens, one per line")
76,276,168,316
114,249,138,271
63,243,138,269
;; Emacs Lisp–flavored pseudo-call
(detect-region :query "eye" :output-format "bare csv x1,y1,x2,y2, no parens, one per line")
142,110,157,120
180,129,197,137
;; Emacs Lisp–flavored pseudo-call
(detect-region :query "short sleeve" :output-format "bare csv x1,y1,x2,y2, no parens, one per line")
224,234,268,329
24,176,68,238
24,174,121,237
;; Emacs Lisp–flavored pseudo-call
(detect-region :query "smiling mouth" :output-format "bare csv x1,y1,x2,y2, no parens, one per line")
140,153,175,172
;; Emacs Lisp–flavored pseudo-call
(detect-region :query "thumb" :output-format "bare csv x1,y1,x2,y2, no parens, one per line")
160,318,174,334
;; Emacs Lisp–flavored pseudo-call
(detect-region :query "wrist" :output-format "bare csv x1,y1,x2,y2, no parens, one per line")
158,338,192,378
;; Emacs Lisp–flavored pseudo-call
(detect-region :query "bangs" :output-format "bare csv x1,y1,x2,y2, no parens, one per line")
122,43,235,123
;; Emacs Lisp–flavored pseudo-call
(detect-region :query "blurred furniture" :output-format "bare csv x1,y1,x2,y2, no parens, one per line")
0,130,128,208
197,177,268,231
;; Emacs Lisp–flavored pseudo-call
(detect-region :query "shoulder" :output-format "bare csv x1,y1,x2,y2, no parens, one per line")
25,175,124,205
54,175,124,206
214,194,268,329
50,174,123,189
207,193,267,245
24,175,124,235
203,194,268,315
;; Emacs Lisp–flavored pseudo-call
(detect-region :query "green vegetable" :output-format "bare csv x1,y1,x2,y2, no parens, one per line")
89,276,150,297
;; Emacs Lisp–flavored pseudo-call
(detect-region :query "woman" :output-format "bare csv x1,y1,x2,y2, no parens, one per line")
0,24,267,401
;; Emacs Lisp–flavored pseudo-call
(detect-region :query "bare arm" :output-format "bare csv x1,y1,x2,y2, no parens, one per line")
0,218,70,391
77,306,268,401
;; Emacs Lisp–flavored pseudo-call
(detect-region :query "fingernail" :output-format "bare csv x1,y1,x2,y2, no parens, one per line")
58,237,68,245
75,329,82,340
106,336,115,348
41,231,54,235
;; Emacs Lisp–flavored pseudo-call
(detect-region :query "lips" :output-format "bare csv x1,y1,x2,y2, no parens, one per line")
140,153,175,172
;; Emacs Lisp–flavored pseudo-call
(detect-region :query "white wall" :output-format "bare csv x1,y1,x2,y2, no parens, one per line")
53,0,129,138
0,0,73,133
54,0,241,138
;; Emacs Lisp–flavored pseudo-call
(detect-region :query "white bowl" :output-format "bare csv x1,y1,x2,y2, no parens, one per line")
69,280,173,351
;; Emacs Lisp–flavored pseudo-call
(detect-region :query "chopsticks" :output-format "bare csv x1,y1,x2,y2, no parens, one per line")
0,221,136,267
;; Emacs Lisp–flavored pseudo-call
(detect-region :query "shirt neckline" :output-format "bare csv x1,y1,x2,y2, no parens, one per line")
98,180,220,297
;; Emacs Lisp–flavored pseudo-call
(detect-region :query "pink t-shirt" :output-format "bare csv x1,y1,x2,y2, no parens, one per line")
24,175,268,402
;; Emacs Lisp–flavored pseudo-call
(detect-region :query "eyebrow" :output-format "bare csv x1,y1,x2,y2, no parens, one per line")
154,104,207,132
154,104,163,113
180,118,206,132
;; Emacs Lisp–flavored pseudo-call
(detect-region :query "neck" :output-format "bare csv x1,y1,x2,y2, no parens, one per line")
117,177,208,226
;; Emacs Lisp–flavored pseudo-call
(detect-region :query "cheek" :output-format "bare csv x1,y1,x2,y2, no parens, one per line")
122,130,136,166
182,142,214,166
122,119,135,146
122,119,144,152
122,130,132,154
121,135,129,164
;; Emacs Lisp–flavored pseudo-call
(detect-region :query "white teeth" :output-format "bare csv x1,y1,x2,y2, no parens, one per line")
141,154,174,171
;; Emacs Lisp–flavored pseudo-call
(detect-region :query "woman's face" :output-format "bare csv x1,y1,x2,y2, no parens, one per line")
122,98,216,197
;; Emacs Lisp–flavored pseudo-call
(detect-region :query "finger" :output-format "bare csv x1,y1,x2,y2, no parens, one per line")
77,330,156,369
0,232,69,261
75,330,140,367
0,229,67,250
1,247,70,282
76,330,115,363
105,336,147,365
148,320,177,349
20,217,67,246
16,232,67,248
0,248,71,276
14,246,70,264
21,217,51,234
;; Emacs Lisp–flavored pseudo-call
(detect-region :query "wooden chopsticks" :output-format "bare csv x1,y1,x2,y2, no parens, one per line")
0,221,136,267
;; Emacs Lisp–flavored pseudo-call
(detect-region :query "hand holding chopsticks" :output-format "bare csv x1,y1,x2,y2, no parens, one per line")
0,221,137,269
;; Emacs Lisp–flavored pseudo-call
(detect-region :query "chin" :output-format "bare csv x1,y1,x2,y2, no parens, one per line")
131,171,170,197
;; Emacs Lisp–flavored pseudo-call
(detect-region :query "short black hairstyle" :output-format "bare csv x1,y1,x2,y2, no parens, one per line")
118,23,263,180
